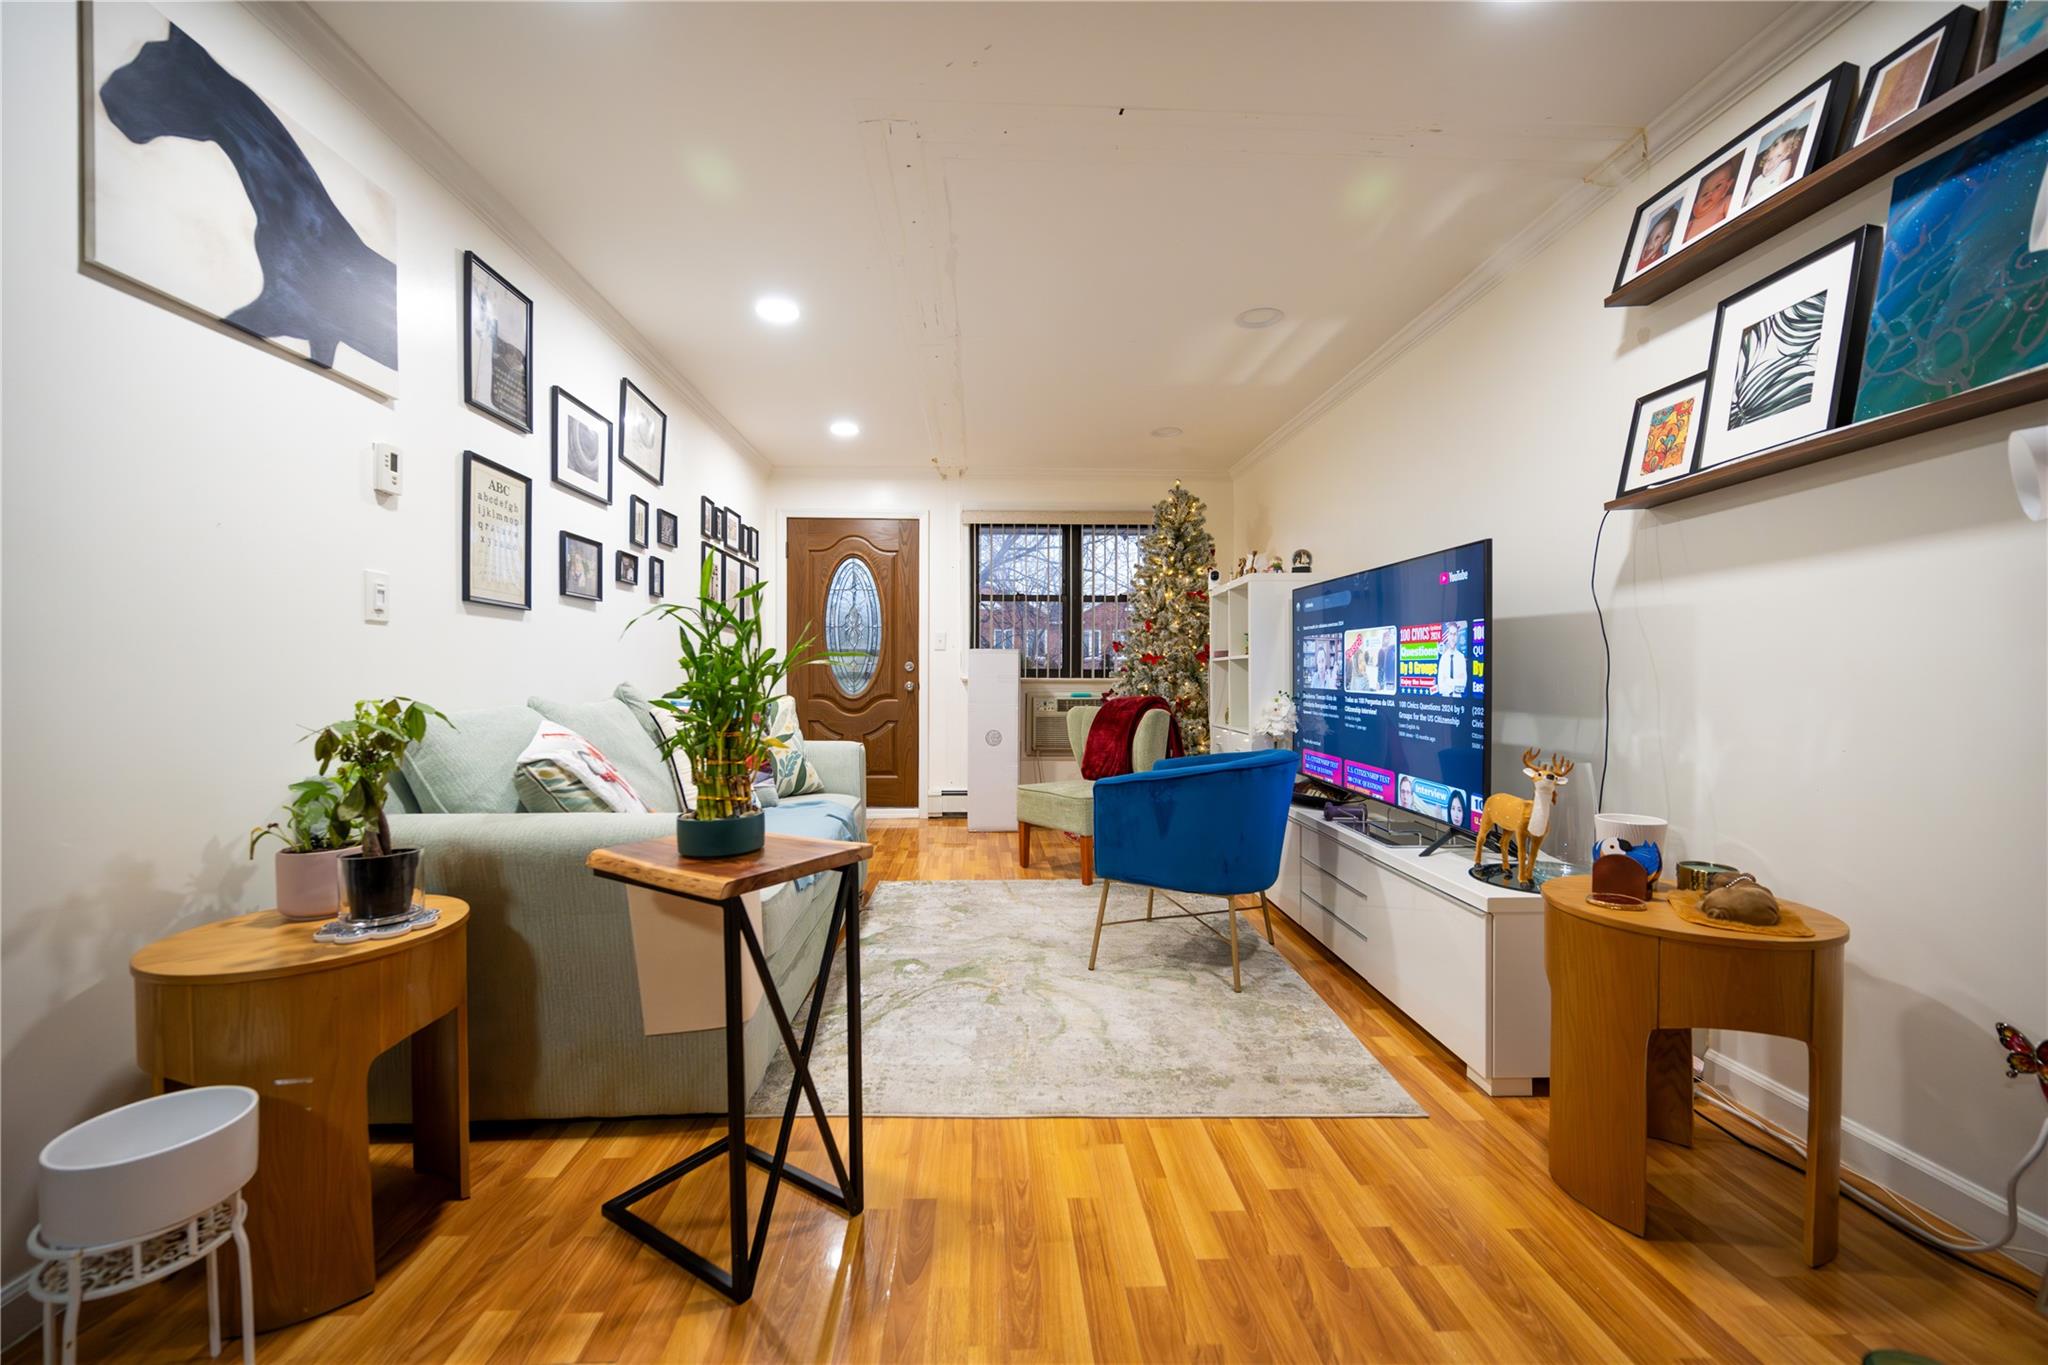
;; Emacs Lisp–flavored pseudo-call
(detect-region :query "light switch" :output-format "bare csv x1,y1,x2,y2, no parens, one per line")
934,630,948,651
363,570,391,623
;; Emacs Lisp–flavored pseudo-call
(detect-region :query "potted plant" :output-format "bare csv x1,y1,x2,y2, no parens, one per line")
247,777,358,920
313,697,450,925
636,556,813,858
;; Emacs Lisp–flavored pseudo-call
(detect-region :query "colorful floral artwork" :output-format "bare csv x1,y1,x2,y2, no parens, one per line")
1639,397,1697,474
1854,98,2048,421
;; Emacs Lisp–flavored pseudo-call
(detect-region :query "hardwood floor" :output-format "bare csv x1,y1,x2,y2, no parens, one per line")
18,818,2045,1362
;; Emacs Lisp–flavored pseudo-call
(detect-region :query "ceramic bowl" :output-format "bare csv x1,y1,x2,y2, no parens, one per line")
1593,813,1669,849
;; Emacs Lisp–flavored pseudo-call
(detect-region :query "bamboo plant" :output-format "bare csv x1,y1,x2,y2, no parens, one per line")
636,556,815,820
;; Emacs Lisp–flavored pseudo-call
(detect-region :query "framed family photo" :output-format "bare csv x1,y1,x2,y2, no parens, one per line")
463,253,532,431
629,494,650,549
619,378,666,484
1614,65,1856,289
615,550,640,588
1614,372,1708,497
551,387,613,505
560,530,604,602
460,451,531,610
1698,226,1881,472
656,508,679,548
1848,7,1976,148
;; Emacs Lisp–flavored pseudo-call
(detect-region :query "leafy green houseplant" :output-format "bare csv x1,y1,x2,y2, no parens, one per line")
248,777,358,921
312,697,449,923
637,556,813,857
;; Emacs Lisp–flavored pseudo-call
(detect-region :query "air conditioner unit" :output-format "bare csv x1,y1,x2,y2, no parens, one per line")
1026,685,1108,758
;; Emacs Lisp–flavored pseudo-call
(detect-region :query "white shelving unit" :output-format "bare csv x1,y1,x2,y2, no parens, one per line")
1207,573,1294,753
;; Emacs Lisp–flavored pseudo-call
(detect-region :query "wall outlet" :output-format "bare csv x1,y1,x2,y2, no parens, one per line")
372,443,401,496
363,570,391,623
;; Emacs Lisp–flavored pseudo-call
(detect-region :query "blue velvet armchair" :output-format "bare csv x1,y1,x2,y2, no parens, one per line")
1086,748,1299,991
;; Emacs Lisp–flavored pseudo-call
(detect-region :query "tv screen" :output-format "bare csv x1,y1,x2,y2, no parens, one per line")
1291,539,1492,833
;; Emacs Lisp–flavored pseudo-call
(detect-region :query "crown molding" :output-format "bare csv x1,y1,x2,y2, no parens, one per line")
1229,1,1867,480
239,2,771,477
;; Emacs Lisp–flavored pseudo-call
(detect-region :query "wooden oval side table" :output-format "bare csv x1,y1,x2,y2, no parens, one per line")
1541,876,1848,1266
131,896,470,1332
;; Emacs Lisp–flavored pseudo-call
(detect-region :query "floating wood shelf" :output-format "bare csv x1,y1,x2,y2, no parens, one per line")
1605,367,2048,510
1605,43,2048,309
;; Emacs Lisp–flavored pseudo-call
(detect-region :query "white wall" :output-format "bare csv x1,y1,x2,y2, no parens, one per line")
767,469,1233,799
0,0,765,1318
1236,3,2048,1241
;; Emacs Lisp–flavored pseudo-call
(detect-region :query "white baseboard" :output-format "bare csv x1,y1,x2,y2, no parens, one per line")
1702,1048,2048,1253
3,1267,40,1352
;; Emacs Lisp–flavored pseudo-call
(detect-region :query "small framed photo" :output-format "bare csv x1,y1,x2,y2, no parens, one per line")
700,495,721,539
1984,0,2048,67
560,530,604,602
648,555,665,601
618,378,666,485
701,540,720,600
1849,7,1976,148
722,506,743,551
1678,148,1744,248
655,508,679,548
1614,373,1708,498
551,387,613,505
463,252,532,432
1698,225,1881,472
628,494,650,549
616,550,640,588
738,522,758,560
722,549,742,607
739,561,758,620
461,451,531,610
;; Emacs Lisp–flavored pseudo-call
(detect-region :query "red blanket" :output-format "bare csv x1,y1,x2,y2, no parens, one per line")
1082,695,1185,779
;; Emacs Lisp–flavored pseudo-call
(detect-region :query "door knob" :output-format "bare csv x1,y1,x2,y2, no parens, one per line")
904,680,917,693
903,659,915,672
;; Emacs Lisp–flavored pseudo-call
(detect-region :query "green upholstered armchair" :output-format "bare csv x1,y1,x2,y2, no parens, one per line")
1014,703,1171,885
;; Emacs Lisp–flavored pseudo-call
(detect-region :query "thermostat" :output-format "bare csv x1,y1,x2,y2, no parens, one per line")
372,443,401,496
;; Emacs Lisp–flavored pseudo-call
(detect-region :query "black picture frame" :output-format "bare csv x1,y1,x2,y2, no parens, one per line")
1848,7,1977,148
655,508,679,548
649,555,665,601
701,540,719,600
701,495,722,539
550,386,614,505
460,450,531,611
1982,1,2048,67
462,252,533,433
1612,372,1709,500
616,550,640,587
618,377,667,485
722,506,742,551
1612,64,1857,293
1694,224,1883,474
628,493,650,549
561,530,604,602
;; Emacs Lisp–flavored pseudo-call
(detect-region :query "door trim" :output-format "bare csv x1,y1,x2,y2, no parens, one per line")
775,507,932,818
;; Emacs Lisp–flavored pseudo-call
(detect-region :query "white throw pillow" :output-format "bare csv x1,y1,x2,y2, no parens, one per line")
512,723,652,814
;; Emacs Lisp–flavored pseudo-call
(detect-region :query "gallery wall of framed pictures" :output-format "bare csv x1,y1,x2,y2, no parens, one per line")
1609,8,2048,504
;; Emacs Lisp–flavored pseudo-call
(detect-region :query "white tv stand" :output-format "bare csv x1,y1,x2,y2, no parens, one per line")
1271,806,1551,1096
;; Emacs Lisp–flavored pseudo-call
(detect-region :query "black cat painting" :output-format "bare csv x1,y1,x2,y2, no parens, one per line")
86,4,398,395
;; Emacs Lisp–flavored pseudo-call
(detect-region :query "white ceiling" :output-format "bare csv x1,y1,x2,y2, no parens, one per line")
313,1,1792,473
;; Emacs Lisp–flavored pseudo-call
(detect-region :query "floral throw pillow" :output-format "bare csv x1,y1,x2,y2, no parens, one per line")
513,724,652,814
765,696,823,798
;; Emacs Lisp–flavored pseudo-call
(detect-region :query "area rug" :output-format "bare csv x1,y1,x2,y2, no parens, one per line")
748,879,1423,1118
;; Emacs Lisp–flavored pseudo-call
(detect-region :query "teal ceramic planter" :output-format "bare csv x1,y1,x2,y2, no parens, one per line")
675,810,764,859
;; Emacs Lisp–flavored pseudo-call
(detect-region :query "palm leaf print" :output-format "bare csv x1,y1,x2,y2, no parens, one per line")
1729,289,1827,428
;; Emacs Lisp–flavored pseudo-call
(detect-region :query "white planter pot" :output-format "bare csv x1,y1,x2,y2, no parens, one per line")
274,846,356,920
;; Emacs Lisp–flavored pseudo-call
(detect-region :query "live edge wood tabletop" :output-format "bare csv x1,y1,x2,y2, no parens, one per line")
586,831,873,899
1541,875,1849,1266
130,895,471,1334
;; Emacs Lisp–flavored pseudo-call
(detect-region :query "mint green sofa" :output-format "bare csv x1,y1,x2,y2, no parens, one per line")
371,685,865,1121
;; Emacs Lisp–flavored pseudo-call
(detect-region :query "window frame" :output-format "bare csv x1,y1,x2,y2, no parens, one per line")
970,520,1146,680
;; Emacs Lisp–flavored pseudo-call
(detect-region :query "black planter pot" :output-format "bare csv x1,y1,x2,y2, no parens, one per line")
339,848,422,926
675,811,764,859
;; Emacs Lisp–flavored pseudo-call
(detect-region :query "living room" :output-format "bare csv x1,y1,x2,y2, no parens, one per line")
4,1,2046,1361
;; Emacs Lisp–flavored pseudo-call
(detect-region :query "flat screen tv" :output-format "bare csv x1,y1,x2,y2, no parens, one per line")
1290,539,1492,835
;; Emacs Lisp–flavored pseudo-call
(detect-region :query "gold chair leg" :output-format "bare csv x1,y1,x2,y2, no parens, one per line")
1260,891,1274,945
1088,879,1112,970
1228,901,1242,992
1146,888,1155,921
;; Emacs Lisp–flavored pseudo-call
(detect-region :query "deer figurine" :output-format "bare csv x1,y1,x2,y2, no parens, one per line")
1473,748,1574,884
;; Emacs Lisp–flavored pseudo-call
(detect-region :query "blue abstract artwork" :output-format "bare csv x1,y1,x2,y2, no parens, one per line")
1853,97,2048,421
2000,0,2048,60
85,3,398,396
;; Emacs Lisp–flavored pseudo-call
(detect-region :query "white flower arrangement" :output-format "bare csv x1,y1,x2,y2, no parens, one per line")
1254,691,1298,742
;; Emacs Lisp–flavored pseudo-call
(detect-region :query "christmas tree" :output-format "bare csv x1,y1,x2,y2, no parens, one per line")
1110,482,1215,751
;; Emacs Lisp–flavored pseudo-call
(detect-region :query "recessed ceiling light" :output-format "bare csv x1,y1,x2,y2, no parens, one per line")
1235,306,1285,329
754,294,801,326
1150,426,1183,438
828,418,861,439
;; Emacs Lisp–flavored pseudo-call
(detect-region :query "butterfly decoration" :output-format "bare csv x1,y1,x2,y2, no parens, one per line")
1995,1022,2048,1103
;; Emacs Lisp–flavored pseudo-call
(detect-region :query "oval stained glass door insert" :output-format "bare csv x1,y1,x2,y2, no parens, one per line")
823,555,882,696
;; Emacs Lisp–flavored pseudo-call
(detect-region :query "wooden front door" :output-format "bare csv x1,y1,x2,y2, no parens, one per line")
786,518,920,808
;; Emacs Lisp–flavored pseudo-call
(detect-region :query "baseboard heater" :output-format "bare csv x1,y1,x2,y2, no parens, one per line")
931,788,969,817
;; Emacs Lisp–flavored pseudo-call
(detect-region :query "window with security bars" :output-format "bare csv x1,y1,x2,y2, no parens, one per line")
972,521,1146,678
